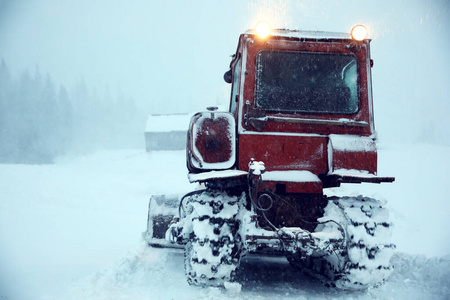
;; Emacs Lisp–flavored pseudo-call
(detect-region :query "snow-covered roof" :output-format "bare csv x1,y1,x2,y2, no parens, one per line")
145,114,192,133
245,29,351,40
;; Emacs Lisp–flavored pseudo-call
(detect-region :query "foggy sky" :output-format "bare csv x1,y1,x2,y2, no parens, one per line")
0,0,449,144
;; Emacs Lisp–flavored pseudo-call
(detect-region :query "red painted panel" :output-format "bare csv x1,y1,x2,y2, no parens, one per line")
239,134,328,175
332,150,377,174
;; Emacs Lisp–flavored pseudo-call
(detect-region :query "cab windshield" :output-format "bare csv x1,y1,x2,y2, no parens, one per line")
255,50,359,114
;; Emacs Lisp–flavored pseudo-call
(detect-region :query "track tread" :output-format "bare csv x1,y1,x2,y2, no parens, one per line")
184,190,243,287
288,196,395,290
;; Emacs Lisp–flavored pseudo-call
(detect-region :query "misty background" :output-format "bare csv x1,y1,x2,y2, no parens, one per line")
0,0,449,164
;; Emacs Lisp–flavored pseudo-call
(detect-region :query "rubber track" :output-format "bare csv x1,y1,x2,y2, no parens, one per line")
289,196,395,290
333,196,395,289
184,191,242,286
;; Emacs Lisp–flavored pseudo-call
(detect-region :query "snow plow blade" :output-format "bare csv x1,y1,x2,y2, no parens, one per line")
144,194,183,249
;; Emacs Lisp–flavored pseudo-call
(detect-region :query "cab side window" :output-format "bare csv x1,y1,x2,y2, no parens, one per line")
230,59,241,114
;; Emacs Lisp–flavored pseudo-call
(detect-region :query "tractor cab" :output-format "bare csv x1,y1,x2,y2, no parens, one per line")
186,23,393,190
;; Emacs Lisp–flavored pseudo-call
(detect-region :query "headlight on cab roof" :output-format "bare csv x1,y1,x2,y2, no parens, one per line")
255,21,271,39
351,25,368,41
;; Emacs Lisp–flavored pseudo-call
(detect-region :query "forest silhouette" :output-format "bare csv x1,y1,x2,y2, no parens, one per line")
0,59,146,164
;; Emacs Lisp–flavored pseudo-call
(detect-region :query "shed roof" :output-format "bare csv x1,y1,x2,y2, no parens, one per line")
145,114,192,133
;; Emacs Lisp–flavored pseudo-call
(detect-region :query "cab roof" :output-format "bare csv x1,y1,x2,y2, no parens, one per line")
245,28,352,40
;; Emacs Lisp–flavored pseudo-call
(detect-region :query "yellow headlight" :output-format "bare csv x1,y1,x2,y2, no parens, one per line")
255,21,271,39
351,25,368,41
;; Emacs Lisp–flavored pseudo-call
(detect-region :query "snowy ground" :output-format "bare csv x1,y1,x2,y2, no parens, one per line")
0,144,449,299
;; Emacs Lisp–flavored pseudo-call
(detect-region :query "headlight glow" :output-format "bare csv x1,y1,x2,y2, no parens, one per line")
255,21,271,39
351,25,368,41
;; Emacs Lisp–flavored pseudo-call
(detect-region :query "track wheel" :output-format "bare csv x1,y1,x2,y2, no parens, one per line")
184,189,243,286
287,196,395,290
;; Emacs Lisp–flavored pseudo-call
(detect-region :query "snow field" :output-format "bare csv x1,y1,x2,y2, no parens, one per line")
0,143,449,299
63,246,448,300
0,150,191,299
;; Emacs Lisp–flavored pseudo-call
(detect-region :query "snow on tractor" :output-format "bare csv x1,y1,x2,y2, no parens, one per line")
144,23,395,290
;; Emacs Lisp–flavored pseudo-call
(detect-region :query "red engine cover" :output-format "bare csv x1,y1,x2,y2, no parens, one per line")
239,133,328,174
187,112,236,172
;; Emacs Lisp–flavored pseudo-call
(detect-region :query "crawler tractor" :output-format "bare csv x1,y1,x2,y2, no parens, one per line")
145,23,395,289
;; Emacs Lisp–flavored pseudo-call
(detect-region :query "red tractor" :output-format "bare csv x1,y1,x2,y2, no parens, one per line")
145,23,395,290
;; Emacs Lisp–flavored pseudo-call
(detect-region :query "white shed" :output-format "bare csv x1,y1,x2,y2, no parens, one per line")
145,114,192,151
